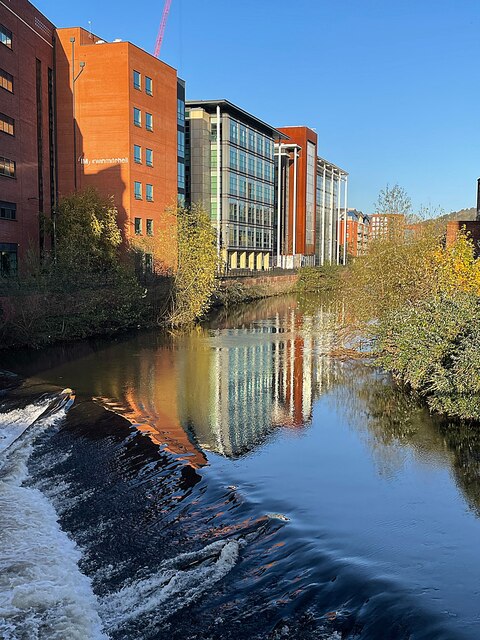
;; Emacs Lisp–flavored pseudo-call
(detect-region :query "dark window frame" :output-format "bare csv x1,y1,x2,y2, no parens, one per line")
134,217,142,235
145,76,153,96
0,200,16,220
0,24,12,50
0,156,16,178
0,68,13,93
133,70,141,90
0,112,14,136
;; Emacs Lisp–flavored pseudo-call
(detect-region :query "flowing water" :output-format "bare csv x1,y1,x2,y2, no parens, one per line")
1,295,480,639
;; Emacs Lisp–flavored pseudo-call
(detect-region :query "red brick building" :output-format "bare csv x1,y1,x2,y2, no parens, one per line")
277,126,317,265
339,209,370,257
55,27,179,269
0,0,56,274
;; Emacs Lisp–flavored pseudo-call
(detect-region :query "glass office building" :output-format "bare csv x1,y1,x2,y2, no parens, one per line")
186,100,284,271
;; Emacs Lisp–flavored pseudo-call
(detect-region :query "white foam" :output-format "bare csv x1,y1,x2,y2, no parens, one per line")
0,399,108,640
100,538,240,634
0,399,52,455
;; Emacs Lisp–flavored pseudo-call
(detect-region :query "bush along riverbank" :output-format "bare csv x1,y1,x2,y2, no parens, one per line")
342,223,480,421
0,191,218,349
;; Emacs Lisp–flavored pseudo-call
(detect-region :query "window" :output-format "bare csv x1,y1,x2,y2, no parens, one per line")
229,200,238,222
0,243,17,276
134,181,142,199
134,217,142,235
0,201,16,220
146,148,153,167
248,156,255,175
0,113,14,136
0,24,12,49
239,176,246,197
248,130,255,151
146,183,153,202
0,156,15,178
239,151,247,173
134,144,141,163
239,201,246,222
134,107,141,127
133,70,141,90
229,174,237,195
256,135,263,155
229,148,237,169
145,112,153,131
229,119,238,143
146,219,153,236
256,159,262,179
210,123,217,143
0,69,13,93
177,131,185,157
177,99,185,125
178,162,185,189
239,125,247,148
145,76,153,96
248,204,254,224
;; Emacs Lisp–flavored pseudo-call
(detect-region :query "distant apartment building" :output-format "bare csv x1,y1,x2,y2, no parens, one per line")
316,157,348,265
55,27,181,268
185,99,283,270
0,0,56,275
369,213,405,240
339,209,370,257
275,126,317,268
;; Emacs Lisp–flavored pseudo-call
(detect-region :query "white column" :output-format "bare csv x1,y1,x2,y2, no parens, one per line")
292,149,298,257
329,168,334,264
321,164,326,266
336,171,341,265
343,175,348,265
276,144,283,266
216,105,221,260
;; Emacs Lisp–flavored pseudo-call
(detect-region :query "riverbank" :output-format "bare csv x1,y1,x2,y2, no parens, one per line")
0,270,301,350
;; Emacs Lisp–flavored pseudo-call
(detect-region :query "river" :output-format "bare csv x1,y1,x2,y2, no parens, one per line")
1,295,480,639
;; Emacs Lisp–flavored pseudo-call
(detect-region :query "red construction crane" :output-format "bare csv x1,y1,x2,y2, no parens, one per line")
154,0,172,58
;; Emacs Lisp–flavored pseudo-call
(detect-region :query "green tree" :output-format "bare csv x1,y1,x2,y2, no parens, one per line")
170,203,218,326
55,187,122,272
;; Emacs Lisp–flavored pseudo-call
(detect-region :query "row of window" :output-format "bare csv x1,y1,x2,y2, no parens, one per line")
133,107,153,131
228,119,273,159
227,174,274,204
0,156,15,178
0,24,12,49
134,181,154,201
177,100,185,127
1,68,13,93
228,226,272,250
0,112,14,136
0,201,16,220
134,145,153,166
178,162,185,190
133,70,153,96
134,217,154,236
178,130,185,158
228,199,273,227
229,148,273,181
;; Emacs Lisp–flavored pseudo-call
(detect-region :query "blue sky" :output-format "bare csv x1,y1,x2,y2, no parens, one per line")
36,0,480,214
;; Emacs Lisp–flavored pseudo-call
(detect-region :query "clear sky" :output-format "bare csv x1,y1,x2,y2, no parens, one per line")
35,0,480,215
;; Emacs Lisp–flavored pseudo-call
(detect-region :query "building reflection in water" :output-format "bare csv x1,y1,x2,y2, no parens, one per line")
177,296,342,458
